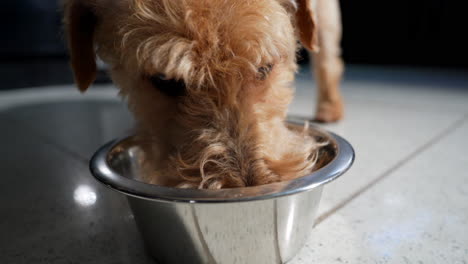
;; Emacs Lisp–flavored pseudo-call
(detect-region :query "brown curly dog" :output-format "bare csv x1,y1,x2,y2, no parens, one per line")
63,0,343,189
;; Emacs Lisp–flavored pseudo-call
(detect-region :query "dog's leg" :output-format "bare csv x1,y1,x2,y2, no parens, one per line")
312,0,344,122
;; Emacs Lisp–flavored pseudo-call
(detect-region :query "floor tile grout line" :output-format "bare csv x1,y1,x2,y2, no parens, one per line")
6,99,468,223
6,116,90,165
42,141,90,165
314,113,468,226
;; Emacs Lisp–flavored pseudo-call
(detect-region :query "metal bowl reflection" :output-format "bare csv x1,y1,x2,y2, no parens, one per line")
90,123,354,264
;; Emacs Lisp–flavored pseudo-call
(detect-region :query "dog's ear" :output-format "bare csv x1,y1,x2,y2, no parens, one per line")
296,0,318,51
64,0,97,92
293,0,319,52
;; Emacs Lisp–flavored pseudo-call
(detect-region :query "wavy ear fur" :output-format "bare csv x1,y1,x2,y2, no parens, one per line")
278,0,320,51
64,0,97,92
294,0,319,51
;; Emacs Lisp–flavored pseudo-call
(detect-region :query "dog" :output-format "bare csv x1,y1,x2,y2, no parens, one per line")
63,0,343,189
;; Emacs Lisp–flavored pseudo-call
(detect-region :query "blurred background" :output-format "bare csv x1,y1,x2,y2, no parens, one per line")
0,0,467,89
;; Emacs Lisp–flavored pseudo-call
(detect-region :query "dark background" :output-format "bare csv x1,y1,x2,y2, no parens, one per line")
0,0,467,89
339,0,467,67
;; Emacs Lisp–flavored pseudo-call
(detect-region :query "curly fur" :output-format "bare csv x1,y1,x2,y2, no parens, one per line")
64,0,341,189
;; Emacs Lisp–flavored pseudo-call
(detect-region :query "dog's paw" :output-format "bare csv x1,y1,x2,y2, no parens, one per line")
314,101,344,123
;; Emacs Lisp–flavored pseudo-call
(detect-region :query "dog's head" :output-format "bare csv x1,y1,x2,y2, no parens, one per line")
64,0,320,188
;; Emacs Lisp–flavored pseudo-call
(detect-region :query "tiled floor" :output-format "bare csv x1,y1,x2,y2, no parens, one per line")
289,66,468,264
0,65,467,263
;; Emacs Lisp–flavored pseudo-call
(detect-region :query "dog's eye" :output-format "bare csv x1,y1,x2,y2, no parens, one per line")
149,74,186,97
257,63,274,80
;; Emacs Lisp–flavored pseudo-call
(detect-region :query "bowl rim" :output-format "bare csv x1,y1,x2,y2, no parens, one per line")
89,123,355,203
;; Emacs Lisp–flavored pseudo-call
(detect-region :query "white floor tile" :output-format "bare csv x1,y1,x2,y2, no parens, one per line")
317,105,464,217
292,65,468,115
290,117,468,264
290,66,468,218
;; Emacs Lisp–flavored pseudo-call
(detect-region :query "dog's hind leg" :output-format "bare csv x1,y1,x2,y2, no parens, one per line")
311,0,344,122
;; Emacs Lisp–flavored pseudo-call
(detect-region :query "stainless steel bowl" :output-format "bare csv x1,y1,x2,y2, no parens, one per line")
90,124,354,264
